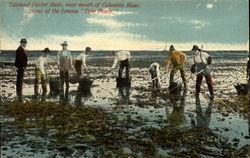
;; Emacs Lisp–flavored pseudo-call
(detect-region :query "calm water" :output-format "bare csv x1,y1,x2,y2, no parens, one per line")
0,50,248,67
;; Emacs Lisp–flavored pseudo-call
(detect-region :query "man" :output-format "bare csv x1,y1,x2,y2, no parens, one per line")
14,38,28,101
57,41,72,93
34,48,50,100
74,47,91,77
191,45,214,99
149,62,161,89
111,50,131,79
165,45,187,90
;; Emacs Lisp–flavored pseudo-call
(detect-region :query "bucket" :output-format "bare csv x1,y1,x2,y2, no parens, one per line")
49,77,61,96
116,77,132,88
78,77,93,92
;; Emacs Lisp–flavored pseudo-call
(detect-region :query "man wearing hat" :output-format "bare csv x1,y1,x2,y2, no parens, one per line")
34,48,50,100
57,41,72,94
191,45,214,99
14,38,28,101
165,45,187,91
74,47,92,77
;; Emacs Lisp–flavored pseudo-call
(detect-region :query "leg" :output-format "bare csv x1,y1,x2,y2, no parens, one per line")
41,75,47,99
119,65,125,78
152,71,157,89
205,75,214,98
60,71,65,94
65,71,70,89
156,78,160,89
34,78,39,96
16,68,24,100
169,69,177,85
180,67,187,90
125,63,130,79
34,68,41,96
196,74,203,96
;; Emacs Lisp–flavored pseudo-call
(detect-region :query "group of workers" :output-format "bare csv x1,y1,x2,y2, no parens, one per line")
14,38,214,102
149,44,214,99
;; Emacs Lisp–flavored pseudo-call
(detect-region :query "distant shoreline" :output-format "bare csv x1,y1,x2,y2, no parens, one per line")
0,50,248,52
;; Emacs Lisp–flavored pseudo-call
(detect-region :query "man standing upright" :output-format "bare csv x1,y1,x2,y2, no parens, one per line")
191,45,214,99
165,45,187,91
15,38,28,102
57,41,72,94
111,50,131,79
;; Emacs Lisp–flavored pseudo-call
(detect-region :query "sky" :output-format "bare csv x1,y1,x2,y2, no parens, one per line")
0,0,249,51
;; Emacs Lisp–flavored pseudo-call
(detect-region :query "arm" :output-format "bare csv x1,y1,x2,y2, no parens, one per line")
128,51,131,61
181,53,186,65
81,54,87,74
68,51,73,68
165,53,172,71
38,57,46,75
111,54,118,69
15,50,20,68
157,66,161,85
57,51,61,68
23,51,28,68
207,56,212,65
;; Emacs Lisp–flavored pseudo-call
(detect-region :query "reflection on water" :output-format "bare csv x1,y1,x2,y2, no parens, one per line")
194,96,213,128
60,87,69,104
167,91,186,127
116,78,131,105
75,86,93,106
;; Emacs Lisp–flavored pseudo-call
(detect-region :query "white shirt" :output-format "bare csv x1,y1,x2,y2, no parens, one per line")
149,62,161,85
57,49,72,66
112,51,131,69
76,52,87,69
194,51,210,64
35,56,47,75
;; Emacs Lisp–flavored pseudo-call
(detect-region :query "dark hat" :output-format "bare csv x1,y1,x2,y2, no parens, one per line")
191,45,200,51
61,41,68,46
20,38,27,43
170,45,175,50
85,47,91,52
42,47,51,53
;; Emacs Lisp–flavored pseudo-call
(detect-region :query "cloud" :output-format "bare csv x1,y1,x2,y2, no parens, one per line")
160,17,210,29
21,7,35,25
92,10,135,17
196,3,201,7
189,19,210,29
0,31,247,51
206,3,214,9
86,16,144,29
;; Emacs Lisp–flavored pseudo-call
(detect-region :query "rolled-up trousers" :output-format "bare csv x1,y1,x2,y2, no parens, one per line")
196,74,214,96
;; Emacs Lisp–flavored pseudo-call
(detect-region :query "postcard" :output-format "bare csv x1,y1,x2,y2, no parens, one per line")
0,0,249,157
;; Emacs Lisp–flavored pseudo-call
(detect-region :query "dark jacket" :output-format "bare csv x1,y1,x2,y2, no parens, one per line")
15,46,28,69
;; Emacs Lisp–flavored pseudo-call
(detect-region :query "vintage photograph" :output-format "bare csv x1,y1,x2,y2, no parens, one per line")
0,0,249,157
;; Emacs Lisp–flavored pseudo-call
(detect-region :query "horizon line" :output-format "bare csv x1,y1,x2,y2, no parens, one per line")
0,49,249,52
